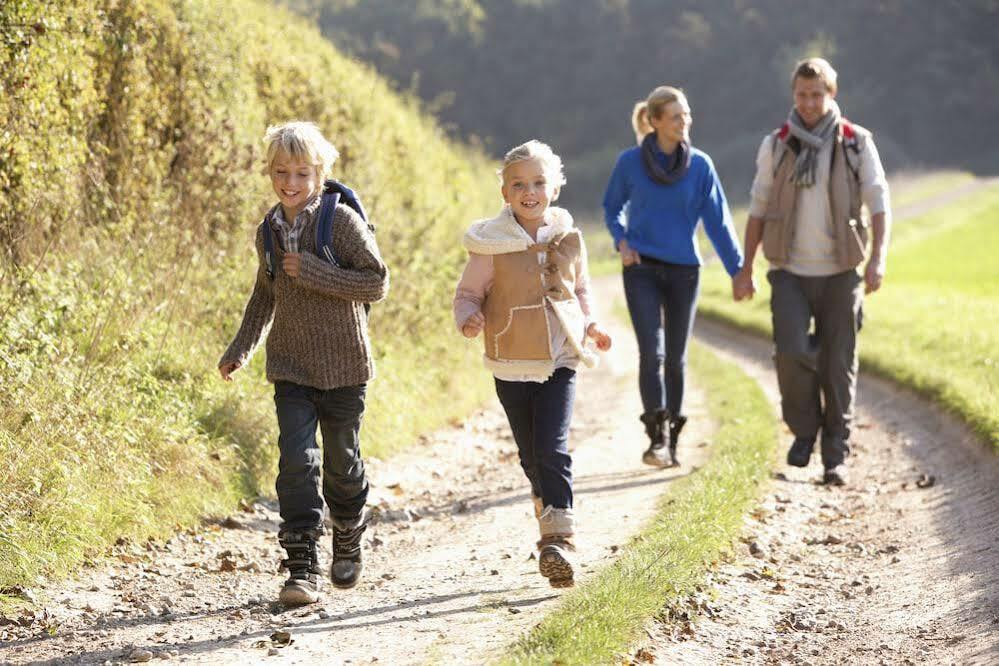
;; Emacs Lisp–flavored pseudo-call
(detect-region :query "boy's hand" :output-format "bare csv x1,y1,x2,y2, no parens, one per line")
587,322,613,351
219,360,241,382
282,252,301,278
462,311,485,338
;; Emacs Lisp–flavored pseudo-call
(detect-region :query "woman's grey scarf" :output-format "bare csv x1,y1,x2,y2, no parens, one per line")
786,100,841,188
640,133,691,185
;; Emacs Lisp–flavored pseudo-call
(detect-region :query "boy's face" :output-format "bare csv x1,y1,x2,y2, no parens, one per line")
270,151,321,217
502,158,559,226
793,76,835,128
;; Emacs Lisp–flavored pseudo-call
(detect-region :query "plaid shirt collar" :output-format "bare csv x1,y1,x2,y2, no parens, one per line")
269,194,322,251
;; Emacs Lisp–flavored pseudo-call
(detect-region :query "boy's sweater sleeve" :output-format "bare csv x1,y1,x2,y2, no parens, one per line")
453,253,492,332
219,226,275,367
296,205,389,303
699,158,744,277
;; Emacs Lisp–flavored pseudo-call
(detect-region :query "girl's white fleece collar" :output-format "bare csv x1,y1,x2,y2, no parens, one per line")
463,206,575,255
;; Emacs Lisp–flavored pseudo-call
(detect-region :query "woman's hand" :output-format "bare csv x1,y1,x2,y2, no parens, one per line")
462,311,485,338
282,252,301,278
587,322,613,351
219,360,242,382
617,239,642,267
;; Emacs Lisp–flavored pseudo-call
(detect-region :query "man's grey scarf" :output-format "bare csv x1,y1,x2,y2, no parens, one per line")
640,133,691,185
786,100,841,188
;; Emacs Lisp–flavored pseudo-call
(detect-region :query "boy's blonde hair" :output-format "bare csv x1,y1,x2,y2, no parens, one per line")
632,86,688,143
263,121,339,179
498,139,567,187
791,57,838,95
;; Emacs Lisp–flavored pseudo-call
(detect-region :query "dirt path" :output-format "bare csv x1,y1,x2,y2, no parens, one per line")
892,175,999,222
0,279,715,665
640,318,999,665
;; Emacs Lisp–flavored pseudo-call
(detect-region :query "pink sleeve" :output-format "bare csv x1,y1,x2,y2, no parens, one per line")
574,236,594,324
453,253,493,332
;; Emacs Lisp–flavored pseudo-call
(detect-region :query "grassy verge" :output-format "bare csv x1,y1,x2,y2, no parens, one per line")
697,184,999,449
501,341,778,665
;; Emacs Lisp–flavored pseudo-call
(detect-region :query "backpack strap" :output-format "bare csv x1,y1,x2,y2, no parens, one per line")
839,119,862,182
770,123,792,177
315,179,369,268
261,213,276,280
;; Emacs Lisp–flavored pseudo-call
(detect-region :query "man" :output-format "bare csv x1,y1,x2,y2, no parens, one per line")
732,57,891,486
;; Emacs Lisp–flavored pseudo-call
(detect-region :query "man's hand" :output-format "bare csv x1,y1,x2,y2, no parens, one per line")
219,360,242,382
618,239,641,267
587,322,613,351
462,311,485,338
282,252,301,278
864,255,886,294
732,266,757,301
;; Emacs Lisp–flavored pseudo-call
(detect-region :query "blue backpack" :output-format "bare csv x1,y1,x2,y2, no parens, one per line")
261,179,369,280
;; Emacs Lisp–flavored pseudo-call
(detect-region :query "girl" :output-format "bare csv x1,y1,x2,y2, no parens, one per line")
219,121,389,606
454,140,612,588
603,87,743,468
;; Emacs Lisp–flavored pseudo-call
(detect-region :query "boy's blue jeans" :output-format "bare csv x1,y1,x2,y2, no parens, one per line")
494,367,576,509
622,259,700,417
273,380,368,532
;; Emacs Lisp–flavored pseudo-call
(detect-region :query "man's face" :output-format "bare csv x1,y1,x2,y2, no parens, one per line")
793,76,835,128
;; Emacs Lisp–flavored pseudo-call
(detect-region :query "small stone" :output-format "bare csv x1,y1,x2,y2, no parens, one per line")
129,649,154,662
508,607,521,614
268,648,280,656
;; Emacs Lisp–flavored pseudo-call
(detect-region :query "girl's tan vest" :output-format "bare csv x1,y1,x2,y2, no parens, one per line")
761,122,870,272
463,207,593,378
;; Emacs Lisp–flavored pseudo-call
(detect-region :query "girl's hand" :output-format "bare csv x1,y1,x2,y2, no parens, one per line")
462,311,485,338
282,252,301,278
587,322,613,351
219,360,242,382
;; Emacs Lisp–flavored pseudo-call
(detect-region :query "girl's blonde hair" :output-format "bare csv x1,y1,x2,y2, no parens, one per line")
263,121,339,179
497,139,567,187
631,86,688,144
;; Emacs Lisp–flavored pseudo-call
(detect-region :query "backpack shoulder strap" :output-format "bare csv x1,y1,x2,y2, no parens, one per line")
770,123,791,177
839,118,864,182
260,214,276,280
315,179,372,268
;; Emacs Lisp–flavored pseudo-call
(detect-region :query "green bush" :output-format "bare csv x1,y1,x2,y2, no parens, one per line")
0,0,498,592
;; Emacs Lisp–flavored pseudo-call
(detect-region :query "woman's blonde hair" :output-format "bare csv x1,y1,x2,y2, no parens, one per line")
631,86,688,144
790,57,838,95
497,139,566,187
263,121,339,179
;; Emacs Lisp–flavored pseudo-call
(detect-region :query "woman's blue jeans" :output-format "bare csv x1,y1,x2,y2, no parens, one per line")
494,367,576,509
622,259,700,417
273,381,368,532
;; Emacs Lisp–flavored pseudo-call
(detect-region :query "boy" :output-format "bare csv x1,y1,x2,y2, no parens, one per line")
219,121,389,605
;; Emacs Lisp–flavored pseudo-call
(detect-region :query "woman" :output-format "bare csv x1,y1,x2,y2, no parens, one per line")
603,86,743,468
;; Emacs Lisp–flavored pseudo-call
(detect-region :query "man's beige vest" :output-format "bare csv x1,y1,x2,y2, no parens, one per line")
761,122,870,272
463,207,593,378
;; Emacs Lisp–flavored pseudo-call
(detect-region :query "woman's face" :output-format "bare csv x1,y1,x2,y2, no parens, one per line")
650,99,692,146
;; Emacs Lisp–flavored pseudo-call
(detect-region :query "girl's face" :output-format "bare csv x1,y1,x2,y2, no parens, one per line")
793,77,835,128
501,158,560,225
650,99,692,147
270,150,321,218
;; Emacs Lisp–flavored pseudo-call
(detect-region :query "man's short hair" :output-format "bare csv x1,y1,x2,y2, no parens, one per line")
791,57,838,95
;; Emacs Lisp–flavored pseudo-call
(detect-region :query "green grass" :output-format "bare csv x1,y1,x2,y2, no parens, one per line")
697,183,999,449
500,341,778,665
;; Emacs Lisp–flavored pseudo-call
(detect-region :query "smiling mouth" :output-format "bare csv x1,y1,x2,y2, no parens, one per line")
282,189,300,198
520,201,540,208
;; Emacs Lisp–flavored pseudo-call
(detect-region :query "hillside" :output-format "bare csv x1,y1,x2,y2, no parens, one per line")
0,0,498,592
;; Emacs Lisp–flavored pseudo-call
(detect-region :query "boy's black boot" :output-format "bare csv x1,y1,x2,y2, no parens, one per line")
667,414,687,467
330,510,368,589
639,410,669,468
277,529,322,606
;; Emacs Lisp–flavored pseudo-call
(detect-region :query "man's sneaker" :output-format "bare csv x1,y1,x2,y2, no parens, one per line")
823,464,848,486
667,414,687,467
277,530,322,607
330,511,368,589
537,507,575,588
787,437,816,468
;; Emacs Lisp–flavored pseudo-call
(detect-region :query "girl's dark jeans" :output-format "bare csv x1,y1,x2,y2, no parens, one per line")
622,258,700,417
273,380,368,532
494,367,576,509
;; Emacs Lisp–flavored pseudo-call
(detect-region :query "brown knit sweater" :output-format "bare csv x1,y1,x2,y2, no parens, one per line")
219,202,389,390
